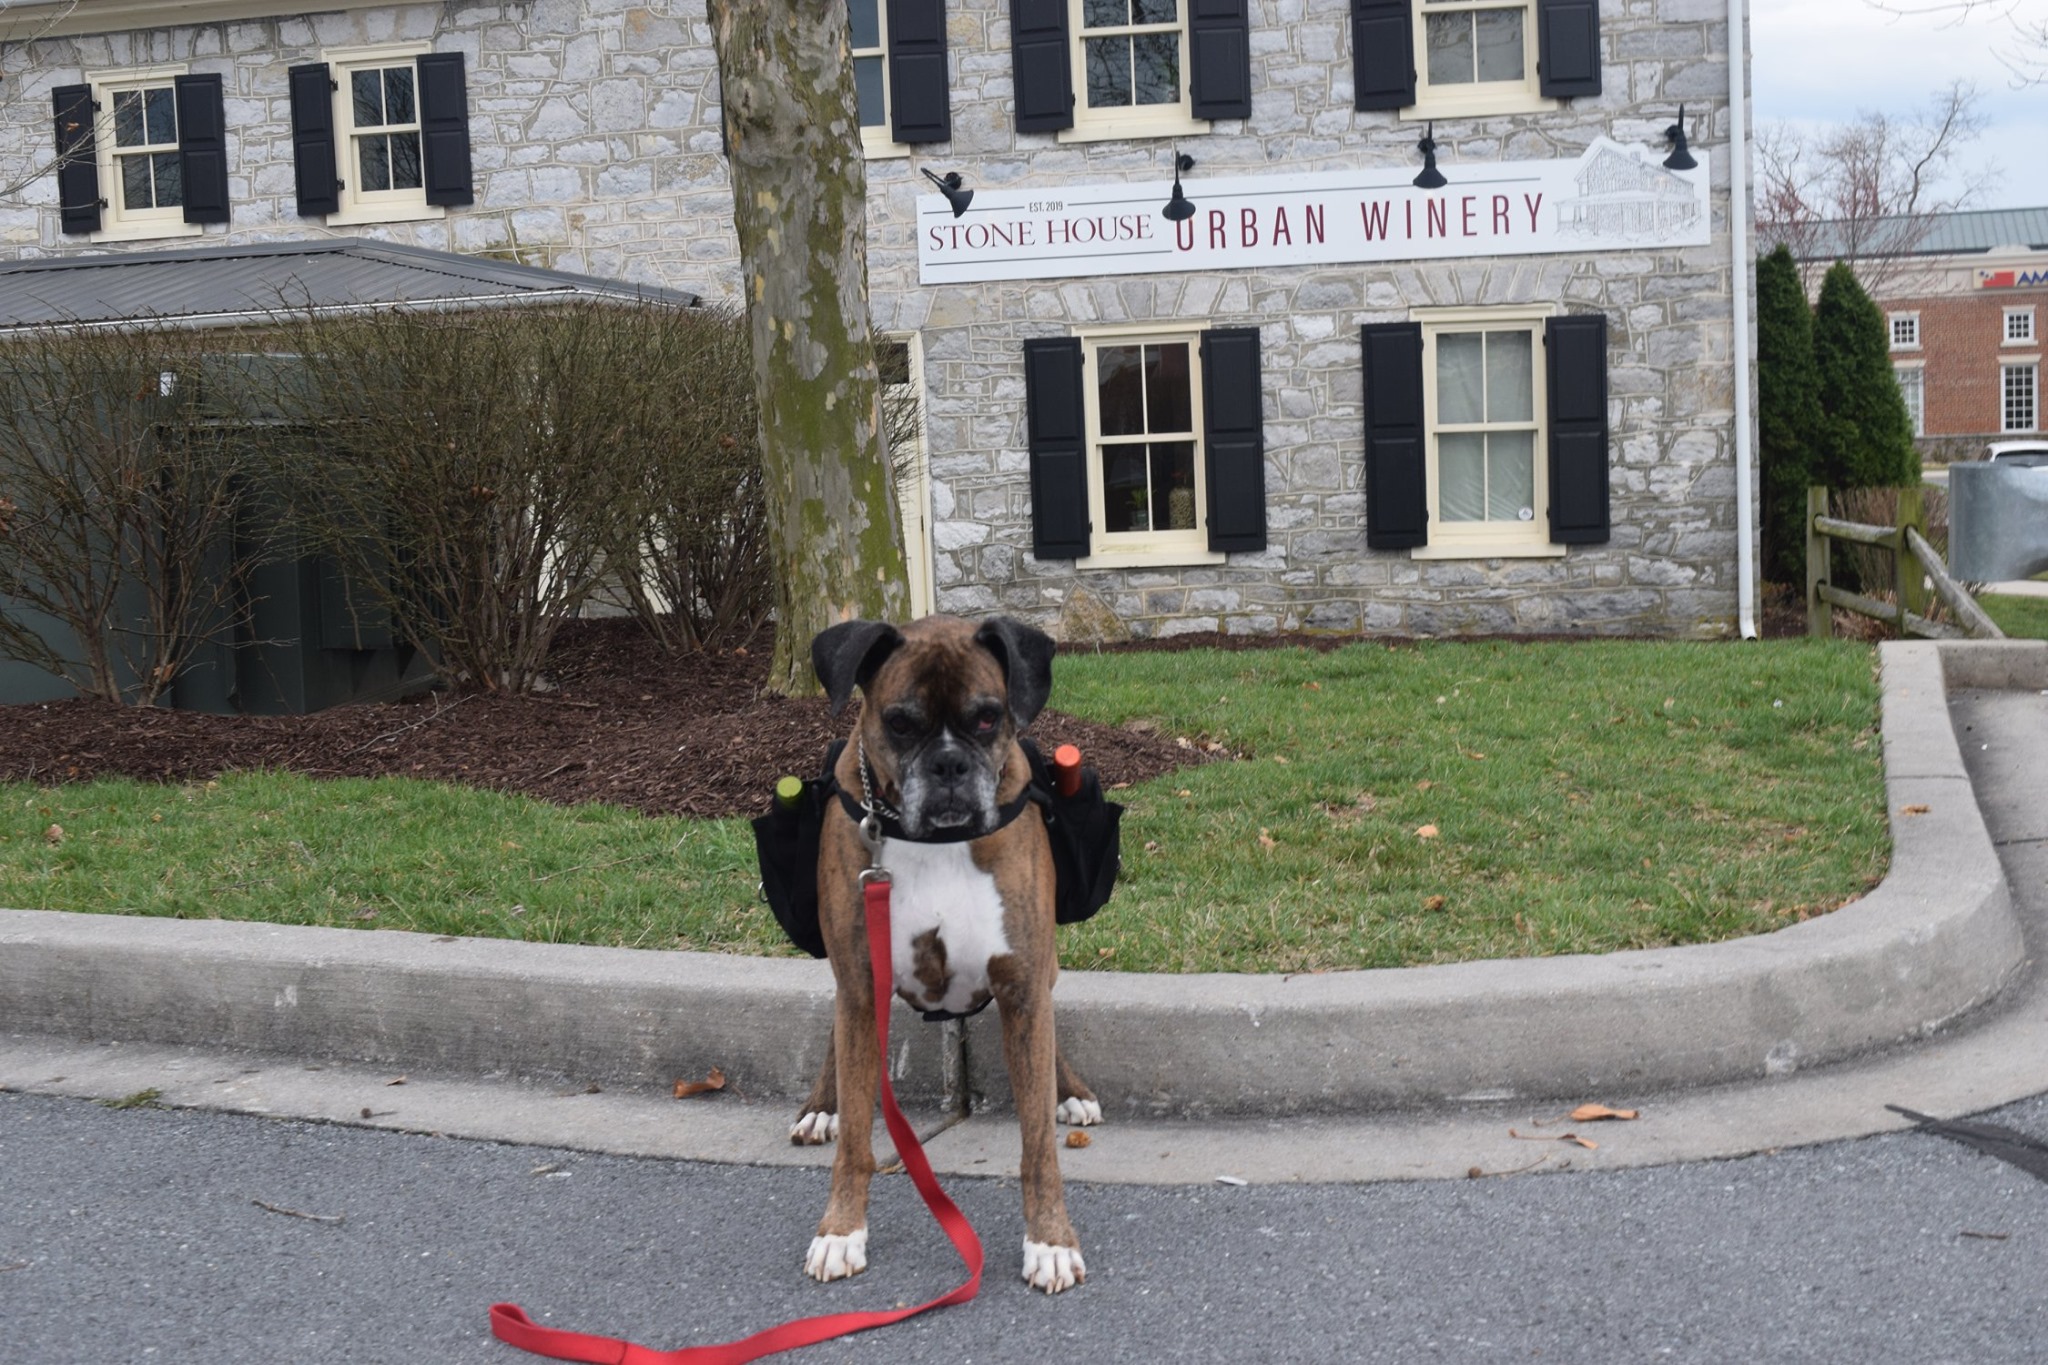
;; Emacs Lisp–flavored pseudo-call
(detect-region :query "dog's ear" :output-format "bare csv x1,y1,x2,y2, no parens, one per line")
811,620,904,717
973,616,1056,730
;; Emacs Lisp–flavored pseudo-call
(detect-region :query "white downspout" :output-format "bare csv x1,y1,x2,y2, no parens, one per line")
1728,0,1758,639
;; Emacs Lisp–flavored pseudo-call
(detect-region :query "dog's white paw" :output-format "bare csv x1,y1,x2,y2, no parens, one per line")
789,1111,839,1146
804,1228,868,1282
1055,1097,1102,1127
1021,1239,1086,1294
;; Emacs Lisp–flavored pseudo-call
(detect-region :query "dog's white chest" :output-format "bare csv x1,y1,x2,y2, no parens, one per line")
879,838,1011,1016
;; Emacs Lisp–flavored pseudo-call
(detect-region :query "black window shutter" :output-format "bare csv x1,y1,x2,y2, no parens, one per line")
417,52,474,207
288,63,340,217
1188,0,1252,120
1362,322,1428,549
174,74,230,225
1024,338,1091,559
1351,0,1415,112
1011,0,1074,133
1201,327,1266,553
886,0,952,144
1545,313,1610,544
1536,0,1601,99
52,84,101,236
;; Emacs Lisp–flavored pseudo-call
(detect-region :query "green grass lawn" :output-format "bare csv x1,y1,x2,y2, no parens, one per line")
1978,592,2048,641
0,639,1888,973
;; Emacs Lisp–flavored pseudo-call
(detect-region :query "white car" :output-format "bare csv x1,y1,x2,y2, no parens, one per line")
1985,440,2048,469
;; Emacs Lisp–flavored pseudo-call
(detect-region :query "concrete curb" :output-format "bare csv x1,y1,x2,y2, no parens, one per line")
3,639,2042,1118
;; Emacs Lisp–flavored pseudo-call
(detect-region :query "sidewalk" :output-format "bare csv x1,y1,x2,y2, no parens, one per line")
4,639,2046,1182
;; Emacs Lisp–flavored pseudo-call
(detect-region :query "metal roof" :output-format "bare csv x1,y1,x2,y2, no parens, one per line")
0,238,701,332
1793,206,2048,260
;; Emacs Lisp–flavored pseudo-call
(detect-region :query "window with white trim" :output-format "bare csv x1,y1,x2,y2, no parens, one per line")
1066,0,1204,141
1418,306,1554,556
1895,364,1925,438
1412,0,1552,118
2005,362,2038,433
2005,307,2036,345
326,44,440,225
849,0,903,157
1888,313,1919,351
1081,328,1213,562
89,67,201,242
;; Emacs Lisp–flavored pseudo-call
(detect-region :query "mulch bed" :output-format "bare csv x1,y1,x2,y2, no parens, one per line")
0,619,1207,819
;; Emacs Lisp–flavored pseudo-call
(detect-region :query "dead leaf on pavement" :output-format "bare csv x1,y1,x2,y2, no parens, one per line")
1569,1103,1639,1122
1900,804,1931,816
1065,1131,1091,1149
1509,1128,1599,1150
673,1066,727,1099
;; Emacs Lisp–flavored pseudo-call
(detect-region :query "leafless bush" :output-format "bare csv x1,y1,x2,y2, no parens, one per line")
0,323,269,704
258,304,661,693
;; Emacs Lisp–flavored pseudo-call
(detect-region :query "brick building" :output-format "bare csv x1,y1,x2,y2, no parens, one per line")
0,0,1761,640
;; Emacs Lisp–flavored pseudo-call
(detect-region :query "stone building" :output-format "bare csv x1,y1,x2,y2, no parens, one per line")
1,0,1760,640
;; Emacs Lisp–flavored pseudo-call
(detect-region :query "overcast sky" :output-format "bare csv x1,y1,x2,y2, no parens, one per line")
1751,0,2048,211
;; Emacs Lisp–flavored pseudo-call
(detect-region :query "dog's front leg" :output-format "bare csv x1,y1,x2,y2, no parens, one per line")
805,977,878,1282
995,978,1086,1293
790,1022,839,1146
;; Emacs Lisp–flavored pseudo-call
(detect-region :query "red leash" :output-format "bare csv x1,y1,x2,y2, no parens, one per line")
489,873,983,1363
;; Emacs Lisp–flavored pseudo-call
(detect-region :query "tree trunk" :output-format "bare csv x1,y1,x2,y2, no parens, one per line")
709,0,909,697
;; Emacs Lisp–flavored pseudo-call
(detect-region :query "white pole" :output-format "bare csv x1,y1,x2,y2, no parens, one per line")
1728,0,1758,639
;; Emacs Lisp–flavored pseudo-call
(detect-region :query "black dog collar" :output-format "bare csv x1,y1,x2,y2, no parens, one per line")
831,783,1039,846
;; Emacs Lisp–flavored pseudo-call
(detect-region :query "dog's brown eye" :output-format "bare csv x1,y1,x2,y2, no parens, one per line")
886,713,919,738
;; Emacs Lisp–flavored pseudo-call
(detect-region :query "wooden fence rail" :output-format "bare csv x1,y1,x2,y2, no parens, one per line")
1805,486,2004,641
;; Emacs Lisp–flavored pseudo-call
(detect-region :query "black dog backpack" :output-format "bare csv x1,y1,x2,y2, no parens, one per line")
750,737,1123,959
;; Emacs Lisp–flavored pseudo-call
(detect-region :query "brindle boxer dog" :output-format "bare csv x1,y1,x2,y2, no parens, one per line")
791,614,1102,1294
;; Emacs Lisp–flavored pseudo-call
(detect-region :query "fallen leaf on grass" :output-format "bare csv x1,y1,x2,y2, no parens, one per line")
1065,1131,1091,1149
1415,824,1439,839
1900,804,1931,816
1423,895,1447,912
1257,828,1277,850
673,1067,727,1099
1569,1103,1639,1122
44,824,63,845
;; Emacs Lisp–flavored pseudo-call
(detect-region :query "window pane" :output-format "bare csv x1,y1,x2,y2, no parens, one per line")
1487,431,1535,521
360,134,392,192
1437,332,1484,425
1144,344,1192,432
120,153,155,211
144,87,178,144
1439,433,1485,521
1102,445,1149,532
1083,0,1128,28
114,90,146,148
1425,12,1474,86
1152,441,1197,530
354,70,385,128
1085,36,1133,108
848,0,881,50
385,66,416,125
1132,32,1180,104
390,131,422,190
152,150,183,208
1098,346,1146,436
1485,330,1533,422
854,56,885,127
1473,8,1523,82
877,340,912,386
1132,0,1178,24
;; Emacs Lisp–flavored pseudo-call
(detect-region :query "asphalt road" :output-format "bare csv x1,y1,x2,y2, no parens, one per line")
6,1087,2045,1365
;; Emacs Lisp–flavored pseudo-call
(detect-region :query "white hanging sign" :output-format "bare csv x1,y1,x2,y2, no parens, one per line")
916,138,1710,286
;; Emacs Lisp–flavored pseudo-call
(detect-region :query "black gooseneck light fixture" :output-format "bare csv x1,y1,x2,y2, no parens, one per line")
1412,122,1447,191
1162,153,1196,222
920,167,973,217
1663,105,1698,171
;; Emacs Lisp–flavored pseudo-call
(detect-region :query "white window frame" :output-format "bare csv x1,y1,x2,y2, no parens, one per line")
1408,0,1557,121
85,64,203,244
1411,303,1563,560
1888,312,1919,352
849,0,910,159
2003,360,2039,434
323,43,443,227
1894,361,1925,438
1073,322,1224,569
2003,306,2036,346
879,332,934,616
1060,0,1209,145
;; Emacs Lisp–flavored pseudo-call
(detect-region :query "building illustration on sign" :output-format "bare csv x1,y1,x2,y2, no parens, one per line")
1557,143,1703,239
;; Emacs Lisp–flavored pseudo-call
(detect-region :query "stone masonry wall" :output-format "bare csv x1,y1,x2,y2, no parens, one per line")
0,0,1752,640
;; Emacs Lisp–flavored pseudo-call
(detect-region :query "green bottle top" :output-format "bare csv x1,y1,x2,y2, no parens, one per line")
774,775,804,809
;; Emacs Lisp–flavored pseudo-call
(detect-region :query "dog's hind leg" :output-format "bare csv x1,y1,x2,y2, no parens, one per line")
789,1022,839,1146
1054,1044,1101,1127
